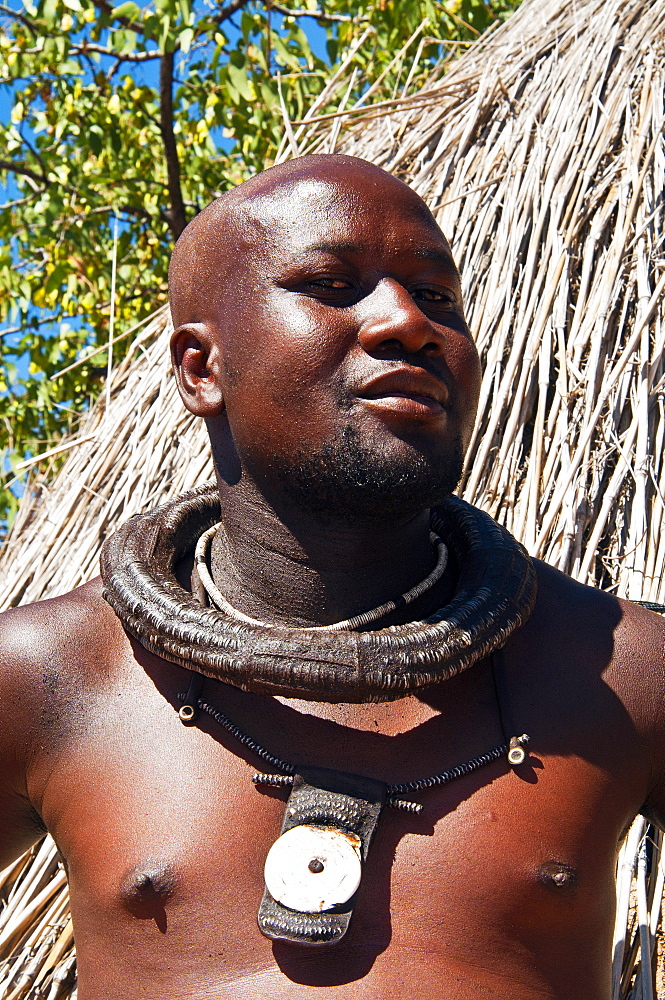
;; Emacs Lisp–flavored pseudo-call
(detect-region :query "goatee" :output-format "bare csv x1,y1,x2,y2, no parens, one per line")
272,425,464,524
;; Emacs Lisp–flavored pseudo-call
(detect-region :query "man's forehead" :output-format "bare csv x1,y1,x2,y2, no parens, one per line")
227,174,450,256
169,155,455,325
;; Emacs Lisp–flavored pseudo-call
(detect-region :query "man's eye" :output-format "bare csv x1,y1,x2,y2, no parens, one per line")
411,287,455,304
306,278,350,290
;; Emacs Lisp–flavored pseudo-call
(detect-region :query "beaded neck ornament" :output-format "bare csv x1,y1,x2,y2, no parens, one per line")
195,522,448,631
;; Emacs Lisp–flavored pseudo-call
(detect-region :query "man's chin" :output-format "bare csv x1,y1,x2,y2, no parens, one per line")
271,425,464,526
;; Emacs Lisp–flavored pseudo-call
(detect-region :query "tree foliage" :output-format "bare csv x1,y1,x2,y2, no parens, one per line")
0,0,520,526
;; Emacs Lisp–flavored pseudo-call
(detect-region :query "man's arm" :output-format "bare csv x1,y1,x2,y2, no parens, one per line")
0,602,52,867
0,578,127,869
616,600,665,830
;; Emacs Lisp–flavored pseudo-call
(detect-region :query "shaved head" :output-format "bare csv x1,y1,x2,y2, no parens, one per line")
168,154,444,329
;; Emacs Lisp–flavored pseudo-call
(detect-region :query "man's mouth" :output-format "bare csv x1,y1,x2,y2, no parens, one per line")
355,369,448,416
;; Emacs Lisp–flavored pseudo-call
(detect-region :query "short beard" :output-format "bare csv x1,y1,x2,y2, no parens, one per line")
272,425,464,525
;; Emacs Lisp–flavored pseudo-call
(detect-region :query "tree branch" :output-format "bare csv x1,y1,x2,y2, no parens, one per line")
71,42,160,61
107,177,169,188
91,0,145,32
0,3,38,32
0,312,63,338
266,2,365,23
18,132,49,177
0,186,46,211
118,203,154,222
159,49,187,238
0,159,47,186
213,0,253,25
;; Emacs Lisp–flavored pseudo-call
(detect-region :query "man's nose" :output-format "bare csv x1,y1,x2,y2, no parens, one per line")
356,278,443,356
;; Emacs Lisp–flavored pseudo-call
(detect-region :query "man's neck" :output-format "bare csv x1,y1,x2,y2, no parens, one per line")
209,478,438,629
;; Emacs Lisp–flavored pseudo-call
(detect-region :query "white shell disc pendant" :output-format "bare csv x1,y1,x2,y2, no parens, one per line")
264,824,362,913
257,767,386,945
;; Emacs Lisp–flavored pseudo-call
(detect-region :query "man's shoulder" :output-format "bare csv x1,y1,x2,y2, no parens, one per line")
502,558,665,823
0,578,129,718
530,557,665,647
521,558,665,726
1,574,122,647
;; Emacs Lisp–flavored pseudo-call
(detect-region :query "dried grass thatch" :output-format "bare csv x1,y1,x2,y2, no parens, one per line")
1,0,664,994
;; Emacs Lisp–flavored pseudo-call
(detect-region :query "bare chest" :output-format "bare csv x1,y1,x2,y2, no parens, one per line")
34,675,637,1000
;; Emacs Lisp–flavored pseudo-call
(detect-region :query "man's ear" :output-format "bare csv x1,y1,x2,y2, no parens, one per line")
170,323,225,418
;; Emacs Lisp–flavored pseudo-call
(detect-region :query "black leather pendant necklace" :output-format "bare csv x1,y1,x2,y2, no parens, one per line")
176,669,529,947
257,767,386,945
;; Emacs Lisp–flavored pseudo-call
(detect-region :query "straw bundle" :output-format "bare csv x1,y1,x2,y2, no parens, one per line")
1,0,664,994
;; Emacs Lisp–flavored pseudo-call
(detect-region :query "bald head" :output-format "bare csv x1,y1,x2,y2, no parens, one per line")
168,154,443,329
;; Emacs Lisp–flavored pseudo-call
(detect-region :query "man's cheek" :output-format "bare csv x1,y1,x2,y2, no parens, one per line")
451,343,481,402
264,360,340,409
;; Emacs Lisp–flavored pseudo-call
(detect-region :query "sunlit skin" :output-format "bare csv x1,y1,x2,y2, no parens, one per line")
1,155,665,1000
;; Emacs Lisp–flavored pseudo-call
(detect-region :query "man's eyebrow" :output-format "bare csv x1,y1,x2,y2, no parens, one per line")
299,241,363,256
413,246,457,267
292,243,456,267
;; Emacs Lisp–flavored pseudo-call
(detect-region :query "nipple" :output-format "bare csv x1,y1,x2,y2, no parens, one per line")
120,861,176,905
537,861,579,893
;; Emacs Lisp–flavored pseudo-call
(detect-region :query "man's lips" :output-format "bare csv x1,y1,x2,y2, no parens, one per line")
355,369,449,416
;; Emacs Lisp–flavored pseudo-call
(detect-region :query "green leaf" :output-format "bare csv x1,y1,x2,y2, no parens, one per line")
112,1,141,19
178,0,193,26
227,61,253,102
159,13,173,51
42,0,59,28
88,123,104,156
179,26,194,53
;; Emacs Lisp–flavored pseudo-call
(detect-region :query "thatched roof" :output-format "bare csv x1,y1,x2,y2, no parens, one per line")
1,0,664,996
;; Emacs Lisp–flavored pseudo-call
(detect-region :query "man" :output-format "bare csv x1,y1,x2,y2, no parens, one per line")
0,153,664,1000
